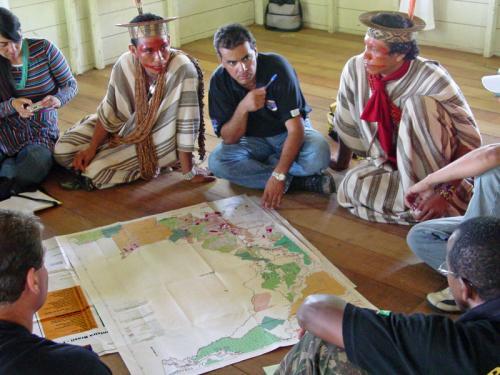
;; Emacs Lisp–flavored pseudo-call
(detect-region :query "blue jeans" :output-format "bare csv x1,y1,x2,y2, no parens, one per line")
0,144,53,189
208,121,330,190
406,167,500,270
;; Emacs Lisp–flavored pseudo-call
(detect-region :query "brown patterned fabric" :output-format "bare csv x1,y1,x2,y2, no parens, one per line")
333,55,481,224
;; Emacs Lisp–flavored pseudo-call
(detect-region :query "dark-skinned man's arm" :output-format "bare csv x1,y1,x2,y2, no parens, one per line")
297,294,347,348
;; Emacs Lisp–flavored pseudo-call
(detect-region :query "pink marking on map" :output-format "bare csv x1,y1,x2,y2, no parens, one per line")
252,293,272,312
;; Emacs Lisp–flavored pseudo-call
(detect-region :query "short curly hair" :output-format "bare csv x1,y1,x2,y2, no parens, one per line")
448,217,500,301
213,23,256,56
0,210,44,305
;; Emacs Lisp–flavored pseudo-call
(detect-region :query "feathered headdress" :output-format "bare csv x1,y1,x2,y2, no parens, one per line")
116,0,177,39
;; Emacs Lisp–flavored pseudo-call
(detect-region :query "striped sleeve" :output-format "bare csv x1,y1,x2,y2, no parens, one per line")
96,53,134,133
334,57,366,155
44,40,78,106
175,58,200,152
0,99,16,119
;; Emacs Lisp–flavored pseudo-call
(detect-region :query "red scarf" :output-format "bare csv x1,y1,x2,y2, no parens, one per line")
360,60,411,166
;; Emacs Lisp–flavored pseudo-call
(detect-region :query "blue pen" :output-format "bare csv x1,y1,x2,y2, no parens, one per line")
264,74,278,89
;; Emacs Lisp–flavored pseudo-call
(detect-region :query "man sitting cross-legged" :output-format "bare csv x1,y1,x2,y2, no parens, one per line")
276,216,500,374
0,209,111,374
54,11,213,189
208,24,332,209
330,11,481,224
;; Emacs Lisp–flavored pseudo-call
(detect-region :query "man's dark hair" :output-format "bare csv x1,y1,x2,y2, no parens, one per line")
0,7,22,101
448,216,500,301
371,12,419,60
213,23,256,56
129,13,165,46
0,210,44,305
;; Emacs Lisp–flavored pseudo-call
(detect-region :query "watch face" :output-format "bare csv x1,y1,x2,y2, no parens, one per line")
272,172,286,181
183,171,195,180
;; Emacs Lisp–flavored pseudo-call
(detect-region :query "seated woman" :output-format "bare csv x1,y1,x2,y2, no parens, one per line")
0,7,77,199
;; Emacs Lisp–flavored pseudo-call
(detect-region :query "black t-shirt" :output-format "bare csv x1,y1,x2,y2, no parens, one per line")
208,52,311,138
343,298,500,374
0,320,111,375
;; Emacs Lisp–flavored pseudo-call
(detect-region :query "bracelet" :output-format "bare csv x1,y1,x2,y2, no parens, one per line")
183,166,197,181
434,183,455,201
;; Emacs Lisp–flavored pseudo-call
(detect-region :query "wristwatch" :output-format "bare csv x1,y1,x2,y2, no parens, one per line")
183,167,197,181
271,171,286,181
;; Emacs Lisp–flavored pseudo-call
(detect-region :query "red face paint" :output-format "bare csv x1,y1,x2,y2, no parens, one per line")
362,36,404,76
134,36,171,75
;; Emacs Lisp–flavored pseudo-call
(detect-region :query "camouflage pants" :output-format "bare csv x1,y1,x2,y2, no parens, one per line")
275,333,367,375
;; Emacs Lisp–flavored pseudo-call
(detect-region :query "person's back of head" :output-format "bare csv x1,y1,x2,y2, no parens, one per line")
213,23,256,57
448,216,500,301
0,210,44,306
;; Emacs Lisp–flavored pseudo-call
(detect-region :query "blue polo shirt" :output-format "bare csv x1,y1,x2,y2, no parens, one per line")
343,297,500,374
208,52,311,138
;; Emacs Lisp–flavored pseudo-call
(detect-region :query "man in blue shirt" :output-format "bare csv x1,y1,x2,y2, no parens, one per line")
276,216,500,374
208,24,333,209
0,209,111,375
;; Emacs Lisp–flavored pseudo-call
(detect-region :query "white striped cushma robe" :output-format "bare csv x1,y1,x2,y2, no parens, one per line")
54,50,200,189
334,55,482,224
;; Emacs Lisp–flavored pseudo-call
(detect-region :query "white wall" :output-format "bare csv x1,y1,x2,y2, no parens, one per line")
493,0,500,55
87,0,255,68
96,0,165,66
301,0,329,30
336,0,398,34
7,0,499,73
332,0,500,56
7,0,255,72
9,0,93,74
178,0,254,45
417,0,498,55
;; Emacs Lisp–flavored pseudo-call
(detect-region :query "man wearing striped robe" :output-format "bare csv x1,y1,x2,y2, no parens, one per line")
331,11,481,224
54,13,213,189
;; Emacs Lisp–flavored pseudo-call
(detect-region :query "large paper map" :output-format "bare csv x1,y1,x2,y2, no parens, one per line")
55,195,373,374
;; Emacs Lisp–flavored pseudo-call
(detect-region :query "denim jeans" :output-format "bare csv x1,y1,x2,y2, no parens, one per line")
0,144,53,189
208,120,330,190
406,167,500,270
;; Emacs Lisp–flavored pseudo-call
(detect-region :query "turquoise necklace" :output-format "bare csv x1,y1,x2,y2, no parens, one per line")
14,39,29,91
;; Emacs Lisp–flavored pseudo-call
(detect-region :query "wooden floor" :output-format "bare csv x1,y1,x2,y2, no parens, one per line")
43,26,500,374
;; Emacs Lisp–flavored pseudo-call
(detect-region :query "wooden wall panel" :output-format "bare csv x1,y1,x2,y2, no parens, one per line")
7,0,499,72
98,0,164,65
335,0,499,56
301,0,328,30
10,0,93,74
178,0,254,45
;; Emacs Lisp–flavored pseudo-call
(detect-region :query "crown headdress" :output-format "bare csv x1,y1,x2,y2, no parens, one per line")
116,0,177,39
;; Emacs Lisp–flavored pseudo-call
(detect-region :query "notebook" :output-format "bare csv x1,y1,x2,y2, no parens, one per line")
0,190,61,213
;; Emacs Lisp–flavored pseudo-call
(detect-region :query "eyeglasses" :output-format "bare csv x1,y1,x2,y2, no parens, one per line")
437,261,457,277
438,261,477,290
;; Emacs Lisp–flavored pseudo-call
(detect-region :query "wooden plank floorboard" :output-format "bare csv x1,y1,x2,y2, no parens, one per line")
37,25,500,374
